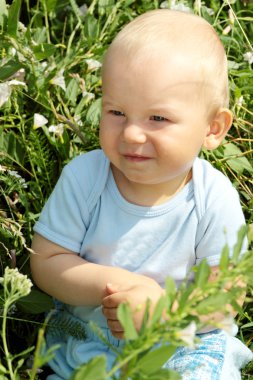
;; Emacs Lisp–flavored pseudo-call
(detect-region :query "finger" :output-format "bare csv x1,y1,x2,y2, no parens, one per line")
102,292,127,308
107,318,123,332
111,330,124,340
106,283,119,295
102,306,118,320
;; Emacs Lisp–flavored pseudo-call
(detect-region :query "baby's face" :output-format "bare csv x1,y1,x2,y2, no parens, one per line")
100,51,211,189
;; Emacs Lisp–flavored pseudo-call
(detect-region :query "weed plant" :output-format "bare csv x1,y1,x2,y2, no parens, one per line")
0,0,252,379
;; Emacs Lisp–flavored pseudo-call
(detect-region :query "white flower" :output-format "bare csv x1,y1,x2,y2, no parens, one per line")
8,79,26,87
86,58,102,71
177,321,197,348
41,61,48,69
218,316,237,335
18,21,27,32
160,1,168,8
82,91,95,101
222,25,232,35
243,52,253,65
172,3,191,12
19,178,28,188
48,123,64,136
228,9,235,25
10,68,26,82
205,7,215,16
7,170,27,188
74,115,84,126
0,78,27,107
33,113,48,129
50,69,66,91
79,3,88,16
0,83,12,107
10,47,17,56
236,96,244,108
2,267,32,301
7,170,21,179
163,0,191,12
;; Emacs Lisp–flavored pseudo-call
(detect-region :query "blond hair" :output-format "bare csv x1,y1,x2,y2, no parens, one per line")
102,9,229,113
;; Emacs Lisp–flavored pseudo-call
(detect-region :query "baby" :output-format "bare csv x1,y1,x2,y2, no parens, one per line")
31,9,253,380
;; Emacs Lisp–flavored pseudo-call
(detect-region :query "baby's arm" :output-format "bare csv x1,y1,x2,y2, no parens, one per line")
30,233,160,306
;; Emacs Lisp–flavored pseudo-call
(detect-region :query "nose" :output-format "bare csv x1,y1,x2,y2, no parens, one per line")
121,122,147,144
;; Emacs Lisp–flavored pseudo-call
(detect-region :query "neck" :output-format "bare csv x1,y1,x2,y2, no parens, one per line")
112,166,192,206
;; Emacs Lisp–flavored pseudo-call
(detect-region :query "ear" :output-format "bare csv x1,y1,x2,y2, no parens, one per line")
203,108,233,150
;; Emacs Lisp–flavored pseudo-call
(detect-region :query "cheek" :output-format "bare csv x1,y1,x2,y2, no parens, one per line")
99,122,118,152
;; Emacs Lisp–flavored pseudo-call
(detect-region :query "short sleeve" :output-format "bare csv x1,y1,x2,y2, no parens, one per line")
33,150,110,253
33,164,90,253
195,188,247,266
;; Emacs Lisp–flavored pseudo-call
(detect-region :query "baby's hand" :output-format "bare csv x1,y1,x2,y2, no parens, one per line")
102,280,164,339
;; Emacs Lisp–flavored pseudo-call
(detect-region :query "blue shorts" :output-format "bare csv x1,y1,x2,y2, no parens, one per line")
166,329,225,379
46,315,252,380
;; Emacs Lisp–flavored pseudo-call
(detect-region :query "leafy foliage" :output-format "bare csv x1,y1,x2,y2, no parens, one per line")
0,0,252,379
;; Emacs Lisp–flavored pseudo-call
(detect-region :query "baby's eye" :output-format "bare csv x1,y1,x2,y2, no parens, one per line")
150,115,167,122
109,110,125,117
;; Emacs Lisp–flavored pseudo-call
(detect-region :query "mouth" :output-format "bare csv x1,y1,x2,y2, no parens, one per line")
123,154,151,162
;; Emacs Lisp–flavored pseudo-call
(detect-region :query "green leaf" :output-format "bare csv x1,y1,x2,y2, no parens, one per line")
136,345,176,375
33,26,48,44
0,59,23,81
230,299,243,315
84,14,99,42
32,43,56,60
147,368,180,380
219,243,229,271
194,259,210,288
0,363,7,374
66,78,80,105
0,130,26,165
139,299,151,333
149,296,166,327
223,143,253,174
0,0,7,28
232,225,248,263
117,303,138,340
165,277,177,299
69,356,107,380
165,277,177,310
195,293,230,315
86,98,101,126
16,289,54,314
35,341,61,368
7,0,21,37
45,0,58,12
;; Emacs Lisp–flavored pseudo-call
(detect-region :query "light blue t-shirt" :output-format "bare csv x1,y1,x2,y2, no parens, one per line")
34,149,246,325
33,150,252,380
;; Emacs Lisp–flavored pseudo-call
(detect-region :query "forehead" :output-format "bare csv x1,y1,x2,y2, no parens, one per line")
102,48,204,97
102,61,209,120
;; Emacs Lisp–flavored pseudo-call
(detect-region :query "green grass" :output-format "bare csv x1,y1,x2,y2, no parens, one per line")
0,0,252,378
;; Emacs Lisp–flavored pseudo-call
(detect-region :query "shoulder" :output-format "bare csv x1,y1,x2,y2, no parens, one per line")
193,157,240,218
65,149,109,177
61,149,110,209
63,149,109,186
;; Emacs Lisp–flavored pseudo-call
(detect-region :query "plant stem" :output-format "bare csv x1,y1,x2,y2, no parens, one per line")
1,300,14,379
29,327,44,380
105,346,146,379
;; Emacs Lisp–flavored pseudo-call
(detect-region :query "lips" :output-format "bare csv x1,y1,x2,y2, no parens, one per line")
123,153,151,162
